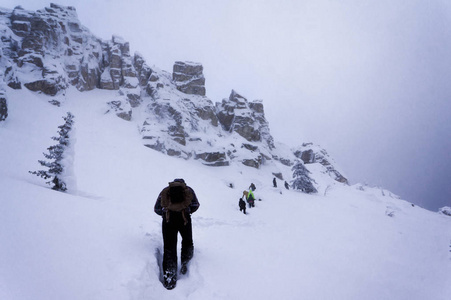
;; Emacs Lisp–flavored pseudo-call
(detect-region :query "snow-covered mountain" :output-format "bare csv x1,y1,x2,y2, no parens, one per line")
1,4,450,300
0,3,347,192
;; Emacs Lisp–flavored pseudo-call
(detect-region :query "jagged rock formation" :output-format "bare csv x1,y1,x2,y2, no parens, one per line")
0,4,151,119
294,143,348,184
215,90,275,168
173,61,206,96
0,88,7,121
139,82,274,168
0,3,350,191
217,90,274,148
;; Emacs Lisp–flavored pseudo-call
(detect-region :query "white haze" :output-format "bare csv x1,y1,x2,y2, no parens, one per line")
3,0,451,211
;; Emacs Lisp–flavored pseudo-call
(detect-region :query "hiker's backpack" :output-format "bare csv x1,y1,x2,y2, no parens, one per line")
160,181,193,223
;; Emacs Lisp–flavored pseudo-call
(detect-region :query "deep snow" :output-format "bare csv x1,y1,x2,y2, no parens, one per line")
1,87,450,300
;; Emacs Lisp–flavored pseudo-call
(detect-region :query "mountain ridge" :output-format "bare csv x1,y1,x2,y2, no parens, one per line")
0,3,347,193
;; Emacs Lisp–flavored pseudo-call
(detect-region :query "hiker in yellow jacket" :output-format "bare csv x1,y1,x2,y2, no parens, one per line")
243,189,255,208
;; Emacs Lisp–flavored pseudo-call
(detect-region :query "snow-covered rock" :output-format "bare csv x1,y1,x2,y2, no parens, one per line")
0,3,350,193
217,90,274,148
294,142,348,184
172,61,206,96
439,206,451,216
0,88,7,121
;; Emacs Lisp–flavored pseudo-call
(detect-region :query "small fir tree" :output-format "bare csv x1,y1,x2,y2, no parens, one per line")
30,112,74,191
291,160,317,194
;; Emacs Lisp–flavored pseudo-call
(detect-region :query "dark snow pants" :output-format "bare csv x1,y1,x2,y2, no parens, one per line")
162,211,194,276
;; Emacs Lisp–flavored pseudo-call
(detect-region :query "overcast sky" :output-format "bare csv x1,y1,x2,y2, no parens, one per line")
4,0,451,211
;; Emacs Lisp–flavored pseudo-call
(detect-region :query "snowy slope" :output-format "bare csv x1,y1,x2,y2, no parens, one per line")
1,87,450,300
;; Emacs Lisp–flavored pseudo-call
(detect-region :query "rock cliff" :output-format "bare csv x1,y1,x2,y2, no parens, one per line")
0,3,348,189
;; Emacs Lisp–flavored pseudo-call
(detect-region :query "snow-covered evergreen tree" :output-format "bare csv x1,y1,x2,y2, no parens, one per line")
30,112,75,192
291,160,317,194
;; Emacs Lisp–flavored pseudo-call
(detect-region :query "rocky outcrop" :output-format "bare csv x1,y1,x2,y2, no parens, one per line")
195,151,229,166
106,100,132,121
100,35,134,91
0,4,154,107
0,89,7,121
133,52,154,86
294,143,348,184
24,77,64,96
173,61,206,96
439,206,451,216
216,90,275,150
7,5,73,95
0,4,282,169
0,3,352,193
138,84,280,168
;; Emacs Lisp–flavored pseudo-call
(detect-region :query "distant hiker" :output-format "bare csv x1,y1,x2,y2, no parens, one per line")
154,178,200,290
239,197,247,214
249,183,256,191
273,177,277,188
284,181,289,190
243,189,255,208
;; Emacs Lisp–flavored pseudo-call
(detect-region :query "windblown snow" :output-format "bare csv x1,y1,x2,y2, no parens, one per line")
0,87,450,300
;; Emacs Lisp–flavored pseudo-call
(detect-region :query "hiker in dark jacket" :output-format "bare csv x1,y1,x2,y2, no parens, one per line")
284,181,290,190
273,177,277,188
239,197,246,214
154,178,200,289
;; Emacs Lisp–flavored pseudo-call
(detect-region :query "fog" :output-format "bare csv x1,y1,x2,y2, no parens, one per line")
5,0,451,211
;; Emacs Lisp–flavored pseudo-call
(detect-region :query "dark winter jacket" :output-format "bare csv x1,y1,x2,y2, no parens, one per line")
154,183,200,219
239,198,246,209
284,181,289,190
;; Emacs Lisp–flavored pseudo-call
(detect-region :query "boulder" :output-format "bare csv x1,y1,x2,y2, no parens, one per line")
272,172,284,180
121,88,141,108
4,67,21,90
24,79,61,96
242,157,261,169
173,61,206,96
195,151,229,166
106,100,132,121
439,206,451,216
